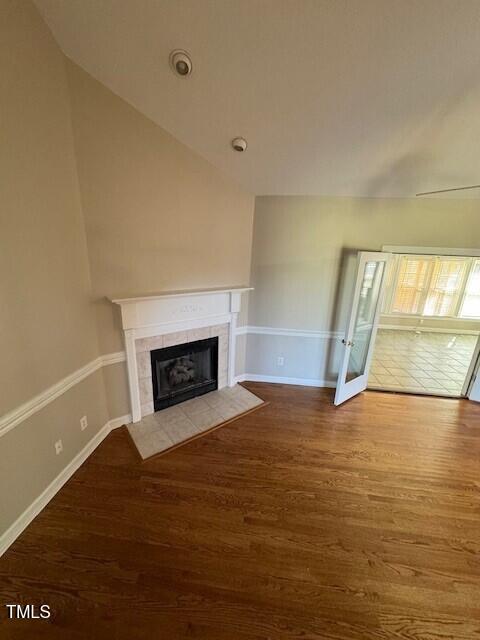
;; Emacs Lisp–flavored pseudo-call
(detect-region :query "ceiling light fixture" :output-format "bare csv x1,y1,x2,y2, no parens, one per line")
231,137,247,152
169,49,192,77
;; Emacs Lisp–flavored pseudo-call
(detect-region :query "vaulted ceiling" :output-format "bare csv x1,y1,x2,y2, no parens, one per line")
35,0,480,197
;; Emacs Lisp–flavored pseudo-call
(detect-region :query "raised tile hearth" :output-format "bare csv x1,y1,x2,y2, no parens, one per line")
127,384,264,460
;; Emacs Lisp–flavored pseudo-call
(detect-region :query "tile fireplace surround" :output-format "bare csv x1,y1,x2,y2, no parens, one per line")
112,287,252,423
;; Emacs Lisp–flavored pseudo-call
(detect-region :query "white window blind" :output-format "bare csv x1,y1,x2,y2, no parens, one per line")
386,255,480,319
391,257,430,314
423,259,467,317
460,259,480,318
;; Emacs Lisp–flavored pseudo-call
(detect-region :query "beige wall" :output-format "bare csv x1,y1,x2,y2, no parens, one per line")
101,363,130,422
0,0,102,414
1,2,255,544
250,196,480,330
66,62,255,355
0,1,110,540
246,196,480,381
0,370,109,534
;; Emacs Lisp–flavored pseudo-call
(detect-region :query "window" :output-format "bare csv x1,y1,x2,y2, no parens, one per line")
391,257,430,314
424,259,467,317
460,259,480,318
384,255,480,319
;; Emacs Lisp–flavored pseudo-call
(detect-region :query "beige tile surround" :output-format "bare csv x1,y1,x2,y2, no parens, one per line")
135,323,229,418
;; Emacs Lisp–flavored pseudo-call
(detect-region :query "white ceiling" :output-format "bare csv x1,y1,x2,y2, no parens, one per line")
34,0,480,197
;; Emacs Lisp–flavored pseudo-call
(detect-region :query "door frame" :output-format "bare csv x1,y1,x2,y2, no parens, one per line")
464,336,480,397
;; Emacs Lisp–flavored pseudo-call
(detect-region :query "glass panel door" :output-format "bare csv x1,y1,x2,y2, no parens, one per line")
334,252,390,405
346,260,385,381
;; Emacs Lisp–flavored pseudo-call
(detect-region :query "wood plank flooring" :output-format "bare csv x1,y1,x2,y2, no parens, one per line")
1,383,480,639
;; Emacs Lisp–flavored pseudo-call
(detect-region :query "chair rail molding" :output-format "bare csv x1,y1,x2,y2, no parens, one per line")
236,325,343,339
0,352,126,439
0,323,349,438
0,323,361,438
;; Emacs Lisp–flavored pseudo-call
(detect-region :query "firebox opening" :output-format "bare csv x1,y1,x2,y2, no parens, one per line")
151,337,218,411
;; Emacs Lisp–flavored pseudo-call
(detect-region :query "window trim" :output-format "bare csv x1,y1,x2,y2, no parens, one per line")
382,245,480,257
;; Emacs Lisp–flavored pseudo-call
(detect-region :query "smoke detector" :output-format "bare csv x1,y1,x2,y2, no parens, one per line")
231,137,247,152
169,50,192,77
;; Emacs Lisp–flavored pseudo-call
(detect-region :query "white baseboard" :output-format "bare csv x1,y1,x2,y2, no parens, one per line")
236,373,336,388
379,324,480,336
0,413,131,558
108,413,131,430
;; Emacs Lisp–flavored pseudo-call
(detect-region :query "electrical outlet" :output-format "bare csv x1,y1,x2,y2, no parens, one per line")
277,356,285,366
80,415,88,431
54,439,63,455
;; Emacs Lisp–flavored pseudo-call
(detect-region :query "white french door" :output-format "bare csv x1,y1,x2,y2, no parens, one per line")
334,251,391,406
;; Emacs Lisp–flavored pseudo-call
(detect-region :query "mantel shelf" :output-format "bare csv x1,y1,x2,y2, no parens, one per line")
111,286,252,305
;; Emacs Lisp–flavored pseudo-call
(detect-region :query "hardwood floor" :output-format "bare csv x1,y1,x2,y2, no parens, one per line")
2,383,480,639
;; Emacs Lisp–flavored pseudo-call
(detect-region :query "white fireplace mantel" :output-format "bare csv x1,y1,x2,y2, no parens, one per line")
111,286,252,423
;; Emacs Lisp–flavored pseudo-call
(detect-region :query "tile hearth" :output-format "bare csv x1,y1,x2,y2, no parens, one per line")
127,384,264,460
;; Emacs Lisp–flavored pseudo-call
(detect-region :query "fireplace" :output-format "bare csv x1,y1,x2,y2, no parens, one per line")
112,287,251,422
150,337,218,411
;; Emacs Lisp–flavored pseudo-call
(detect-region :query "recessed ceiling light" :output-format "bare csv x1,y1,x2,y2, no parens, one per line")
232,137,247,152
169,49,192,77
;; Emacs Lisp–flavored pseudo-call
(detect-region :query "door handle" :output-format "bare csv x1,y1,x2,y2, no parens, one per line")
342,339,355,347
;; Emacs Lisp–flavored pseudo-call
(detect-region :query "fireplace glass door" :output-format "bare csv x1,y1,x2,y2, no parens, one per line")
151,337,219,411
